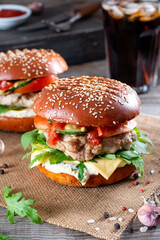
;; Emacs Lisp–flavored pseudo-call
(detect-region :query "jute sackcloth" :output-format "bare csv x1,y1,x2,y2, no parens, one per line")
0,113,160,240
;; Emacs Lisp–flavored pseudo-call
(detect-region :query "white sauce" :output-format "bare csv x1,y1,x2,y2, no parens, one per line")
0,108,36,118
42,160,98,186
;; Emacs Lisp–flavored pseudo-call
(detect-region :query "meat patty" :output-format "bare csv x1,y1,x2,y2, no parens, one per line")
44,130,137,161
0,92,37,108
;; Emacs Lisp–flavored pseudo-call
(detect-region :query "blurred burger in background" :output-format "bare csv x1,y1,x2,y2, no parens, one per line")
0,48,68,132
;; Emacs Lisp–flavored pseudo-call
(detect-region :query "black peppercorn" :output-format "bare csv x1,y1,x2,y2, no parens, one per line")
0,169,4,174
104,212,109,219
133,173,139,180
128,227,133,233
2,163,8,169
114,223,120,230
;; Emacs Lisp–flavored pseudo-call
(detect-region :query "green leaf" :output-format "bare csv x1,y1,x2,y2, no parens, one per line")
134,128,154,146
98,154,116,160
0,105,24,114
76,162,87,181
3,186,42,224
131,140,150,154
28,152,49,168
0,233,14,240
21,129,39,150
132,157,144,178
49,150,73,164
116,150,140,160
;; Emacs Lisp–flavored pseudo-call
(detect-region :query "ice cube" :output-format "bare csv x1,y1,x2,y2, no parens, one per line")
109,6,124,19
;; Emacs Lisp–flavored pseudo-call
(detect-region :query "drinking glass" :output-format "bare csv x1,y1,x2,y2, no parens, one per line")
102,0,160,93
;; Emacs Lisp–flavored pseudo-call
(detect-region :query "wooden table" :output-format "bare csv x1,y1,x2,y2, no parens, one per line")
0,60,160,240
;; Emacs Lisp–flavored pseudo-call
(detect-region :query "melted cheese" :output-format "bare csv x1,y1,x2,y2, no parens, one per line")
30,149,127,185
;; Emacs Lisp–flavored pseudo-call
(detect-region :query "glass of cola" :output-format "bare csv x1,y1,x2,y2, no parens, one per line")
102,0,160,93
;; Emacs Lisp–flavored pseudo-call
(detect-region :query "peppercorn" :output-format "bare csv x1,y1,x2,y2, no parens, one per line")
145,181,150,185
122,206,128,211
128,227,133,233
104,212,109,219
2,163,8,169
131,181,139,186
114,223,120,230
133,173,139,180
0,169,4,174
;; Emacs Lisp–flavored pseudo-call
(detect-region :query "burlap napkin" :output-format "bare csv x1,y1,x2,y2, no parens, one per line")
0,114,160,240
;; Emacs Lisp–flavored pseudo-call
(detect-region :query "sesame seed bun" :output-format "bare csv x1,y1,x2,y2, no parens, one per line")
37,163,136,187
0,48,68,81
33,76,141,127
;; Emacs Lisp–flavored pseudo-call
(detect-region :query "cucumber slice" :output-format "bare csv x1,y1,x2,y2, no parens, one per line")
56,129,87,135
8,79,32,92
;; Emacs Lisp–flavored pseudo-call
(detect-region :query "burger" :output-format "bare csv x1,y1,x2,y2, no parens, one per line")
0,48,68,132
22,76,153,187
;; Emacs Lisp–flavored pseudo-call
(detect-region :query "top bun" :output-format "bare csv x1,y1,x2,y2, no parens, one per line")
33,76,141,127
0,49,68,81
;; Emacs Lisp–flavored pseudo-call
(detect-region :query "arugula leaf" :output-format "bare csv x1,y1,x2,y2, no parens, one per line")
0,105,24,114
3,186,42,224
134,127,153,147
21,129,39,150
76,162,87,181
0,233,14,240
98,154,116,160
131,140,150,154
132,157,144,178
28,151,49,168
116,150,140,160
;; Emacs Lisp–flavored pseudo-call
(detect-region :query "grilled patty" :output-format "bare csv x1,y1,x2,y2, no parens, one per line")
44,130,137,161
0,92,37,108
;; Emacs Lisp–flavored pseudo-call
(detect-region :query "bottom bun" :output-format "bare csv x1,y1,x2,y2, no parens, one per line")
0,116,35,132
37,164,136,187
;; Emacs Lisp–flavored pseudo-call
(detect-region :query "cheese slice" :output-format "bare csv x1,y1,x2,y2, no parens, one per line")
85,158,125,180
30,147,127,183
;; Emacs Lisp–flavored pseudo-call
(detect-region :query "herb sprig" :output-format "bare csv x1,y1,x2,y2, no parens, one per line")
0,233,14,240
3,186,42,224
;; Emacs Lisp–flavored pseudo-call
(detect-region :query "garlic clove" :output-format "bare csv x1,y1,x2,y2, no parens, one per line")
138,203,160,227
0,139,5,154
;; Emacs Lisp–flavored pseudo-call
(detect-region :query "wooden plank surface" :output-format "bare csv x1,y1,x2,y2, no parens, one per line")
0,59,160,240
0,0,104,65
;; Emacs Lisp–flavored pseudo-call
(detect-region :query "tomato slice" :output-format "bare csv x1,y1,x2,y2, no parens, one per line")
34,115,49,130
97,119,137,138
0,80,13,91
14,75,57,94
